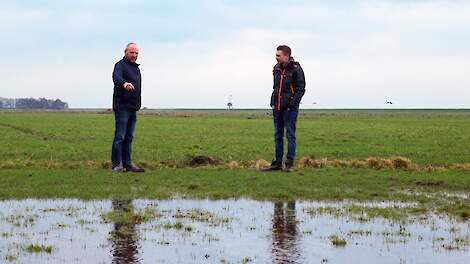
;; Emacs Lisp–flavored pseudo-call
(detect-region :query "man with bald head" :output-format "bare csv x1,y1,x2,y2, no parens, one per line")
111,43,145,173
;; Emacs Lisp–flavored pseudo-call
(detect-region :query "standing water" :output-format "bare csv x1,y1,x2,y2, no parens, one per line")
0,199,469,263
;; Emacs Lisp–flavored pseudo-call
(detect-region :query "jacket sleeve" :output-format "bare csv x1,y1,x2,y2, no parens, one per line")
291,65,306,108
112,62,126,88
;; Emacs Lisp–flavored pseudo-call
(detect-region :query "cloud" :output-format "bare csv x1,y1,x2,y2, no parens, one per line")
1,0,469,108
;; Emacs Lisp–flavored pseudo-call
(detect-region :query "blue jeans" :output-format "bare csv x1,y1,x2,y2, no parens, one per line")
111,110,137,168
273,109,298,162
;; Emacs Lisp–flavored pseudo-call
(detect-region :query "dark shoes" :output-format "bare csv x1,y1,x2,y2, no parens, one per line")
125,166,145,173
112,165,145,173
263,159,295,172
284,159,295,172
263,160,283,171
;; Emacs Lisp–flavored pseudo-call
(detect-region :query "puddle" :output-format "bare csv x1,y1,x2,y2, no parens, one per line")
0,199,469,263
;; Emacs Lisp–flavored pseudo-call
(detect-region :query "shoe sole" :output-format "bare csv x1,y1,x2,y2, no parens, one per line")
124,170,145,173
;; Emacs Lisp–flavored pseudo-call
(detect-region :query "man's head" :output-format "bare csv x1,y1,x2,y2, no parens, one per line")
276,45,291,65
124,43,139,63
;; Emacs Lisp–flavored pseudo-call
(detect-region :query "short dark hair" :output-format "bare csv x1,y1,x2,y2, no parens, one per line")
277,45,291,56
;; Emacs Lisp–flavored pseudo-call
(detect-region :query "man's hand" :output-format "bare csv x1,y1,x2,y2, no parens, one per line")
123,82,135,91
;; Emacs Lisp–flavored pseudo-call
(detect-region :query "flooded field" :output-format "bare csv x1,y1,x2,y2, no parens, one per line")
1,199,469,264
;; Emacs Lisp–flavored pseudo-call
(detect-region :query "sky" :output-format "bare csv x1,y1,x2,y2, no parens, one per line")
1,0,469,109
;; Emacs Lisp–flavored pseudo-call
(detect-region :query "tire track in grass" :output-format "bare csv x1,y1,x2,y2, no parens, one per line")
0,122,94,143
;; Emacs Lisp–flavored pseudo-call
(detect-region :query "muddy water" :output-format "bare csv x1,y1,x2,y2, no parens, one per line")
0,199,469,264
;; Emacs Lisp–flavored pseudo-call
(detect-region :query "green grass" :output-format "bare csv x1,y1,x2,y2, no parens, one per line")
102,204,159,225
2,110,470,165
0,110,469,218
329,235,347,247
0,167,468,200
25,244,54,254
163,222,185,230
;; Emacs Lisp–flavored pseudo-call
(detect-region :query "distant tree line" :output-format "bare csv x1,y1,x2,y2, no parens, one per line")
0,97,69,109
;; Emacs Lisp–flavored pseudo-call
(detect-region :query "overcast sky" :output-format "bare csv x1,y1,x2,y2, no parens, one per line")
1,0,469,108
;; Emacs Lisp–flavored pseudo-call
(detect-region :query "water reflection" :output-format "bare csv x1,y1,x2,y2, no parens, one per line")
272,201,301,263
0,199,469,264
110,199,140,264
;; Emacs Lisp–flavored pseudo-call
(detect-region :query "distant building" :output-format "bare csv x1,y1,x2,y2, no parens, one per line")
0,97,68,109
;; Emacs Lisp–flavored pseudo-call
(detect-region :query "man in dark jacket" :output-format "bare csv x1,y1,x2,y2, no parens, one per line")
266,45,306,172
111,43,145,173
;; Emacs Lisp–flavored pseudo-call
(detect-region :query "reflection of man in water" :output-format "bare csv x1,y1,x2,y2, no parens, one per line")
110,199,140,264
271,201,301,263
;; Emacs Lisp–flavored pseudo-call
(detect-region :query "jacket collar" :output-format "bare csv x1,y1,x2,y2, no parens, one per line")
275,57,296,70
123,57,140,66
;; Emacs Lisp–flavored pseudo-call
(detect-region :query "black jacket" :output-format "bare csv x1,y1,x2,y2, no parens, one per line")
270,58,306,111
112,57,142,111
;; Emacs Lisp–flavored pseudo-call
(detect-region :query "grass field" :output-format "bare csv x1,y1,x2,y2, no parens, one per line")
0,110,469,218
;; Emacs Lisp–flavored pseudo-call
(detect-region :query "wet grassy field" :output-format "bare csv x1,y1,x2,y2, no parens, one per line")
1,109,470,263
0,110,469,218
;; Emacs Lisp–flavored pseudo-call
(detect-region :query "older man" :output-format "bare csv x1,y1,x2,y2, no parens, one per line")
111,43,145,173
